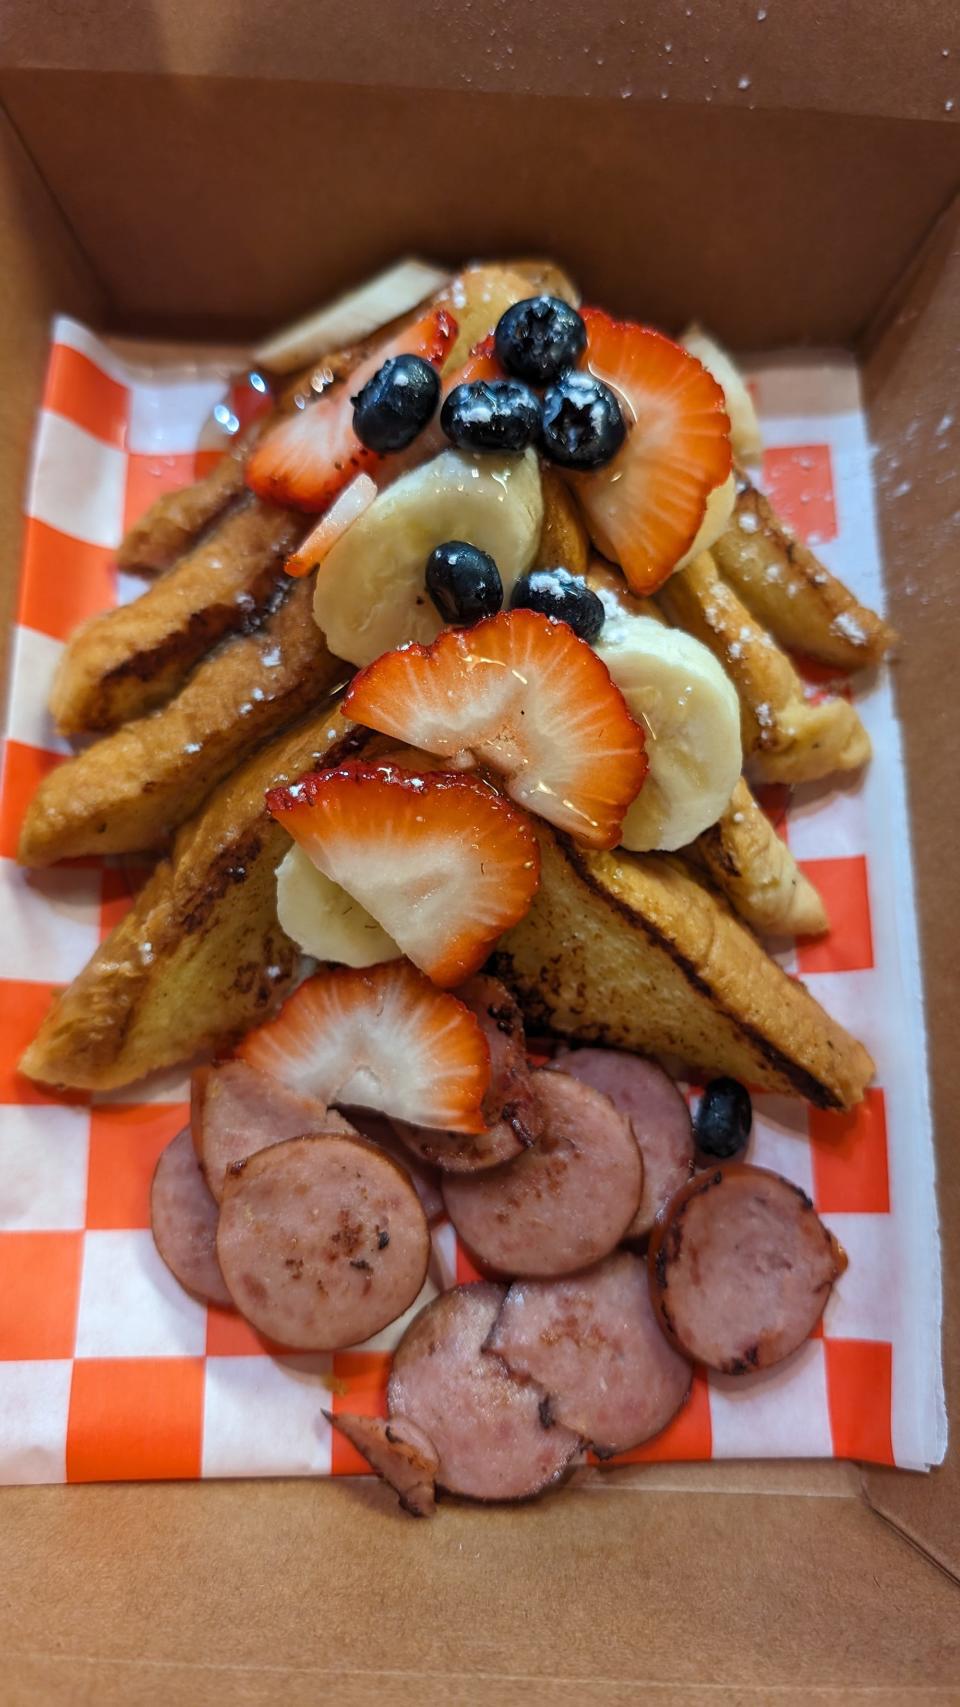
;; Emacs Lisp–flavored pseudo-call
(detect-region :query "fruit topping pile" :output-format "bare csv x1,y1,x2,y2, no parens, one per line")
122,266,862,1514
245,281,742,1049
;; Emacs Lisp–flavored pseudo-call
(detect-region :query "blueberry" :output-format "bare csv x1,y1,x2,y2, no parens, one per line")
540,372,626,470
352,354,440,453
425,540,503,626
510,567,605,643
495,295,587,386
694,1078,752,1160
440,380,541,454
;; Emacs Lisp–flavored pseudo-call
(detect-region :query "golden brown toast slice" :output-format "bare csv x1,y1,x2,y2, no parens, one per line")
19,704,373,1092
658,551,871,783
493,824,872,1110
712,471,897,670
116,436,251,575
19,578,346,865
684,777,828,937
51,497,305,735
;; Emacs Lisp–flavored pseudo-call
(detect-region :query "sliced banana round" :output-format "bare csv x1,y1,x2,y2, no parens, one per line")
680,324,762,463
313,447,543,667
253,258,451,374
675,469,736,571
277,844,401,968
589,567,742,851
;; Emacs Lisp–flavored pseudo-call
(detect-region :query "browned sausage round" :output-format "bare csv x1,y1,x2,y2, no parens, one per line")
391,976,542,1174
486,1251,692,1456
343,1110,445,1221
388,1284,581,1500
191,1060,354,1202
150,1126,233,1307
441,1070,642,1277
216,1134,430,1349
649,1163,845,1374
550,1047,693,1238
459,975,544,1148
391,1115,525,1173
322,1410,439,1516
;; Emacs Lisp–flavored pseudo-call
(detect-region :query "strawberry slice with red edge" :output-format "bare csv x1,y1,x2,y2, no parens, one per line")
569,308,732,594
283,333,500,576
342,610,648,850
246,304,457,513
239,959,491,1133
267,763,540,987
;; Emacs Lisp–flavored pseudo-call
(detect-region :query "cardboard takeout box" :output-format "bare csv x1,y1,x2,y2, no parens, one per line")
1,1,958,1697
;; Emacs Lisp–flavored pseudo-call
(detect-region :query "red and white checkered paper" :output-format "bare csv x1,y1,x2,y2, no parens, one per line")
0,319,945,1484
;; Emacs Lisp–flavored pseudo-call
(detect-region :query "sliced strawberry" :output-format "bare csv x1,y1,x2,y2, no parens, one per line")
239,960,490,1133
569,308,732,594
267,763,540,987
246,304,457,513
285,473,379,576
342,610,647,850
283,334,499,575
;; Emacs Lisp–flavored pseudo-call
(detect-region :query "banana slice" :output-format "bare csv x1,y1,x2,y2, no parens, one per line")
675,469,736,571
313,447,543,667
253,259,451,374
681,324,762,463
277,844,401,967
590,567,742,851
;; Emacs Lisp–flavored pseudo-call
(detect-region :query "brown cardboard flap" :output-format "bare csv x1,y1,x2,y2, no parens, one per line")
2,70,959,347
3,0,960,125
2,1479,958,1702
0,106,103,698
862,198,960,1581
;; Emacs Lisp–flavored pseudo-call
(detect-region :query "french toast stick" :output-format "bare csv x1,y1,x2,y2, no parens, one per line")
19,578,346,864
117,437,251,574
493,823,872,1110
51,497,305,735
684,776,829,937
658,551,871,783
712,471,897,670
20,706,376,1091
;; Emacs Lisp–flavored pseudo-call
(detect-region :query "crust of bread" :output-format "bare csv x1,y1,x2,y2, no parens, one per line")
492,824,873,1110
19,706,371,1091
116,439,250,575
712,471,897,669
535,468,591,575
657,551,871,783
684,777,829,937
51,497,305,735
19,578,346,865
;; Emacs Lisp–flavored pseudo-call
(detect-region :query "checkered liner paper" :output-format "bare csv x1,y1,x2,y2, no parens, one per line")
0,318,945,1485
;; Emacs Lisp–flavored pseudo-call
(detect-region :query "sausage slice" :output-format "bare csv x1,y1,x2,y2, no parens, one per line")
391,1115,525,1174
343,1109,445,1221
388,1284,580,1501
460,975,544,1147
323,1410,439,1516
192,1060,354,1201
216,1134,430,1349
487,1252,692,1456
150,1126,233,1306
550,1048,693,1238
391,976,542,1174
649,1163,844,1373
441,1070,642,1277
